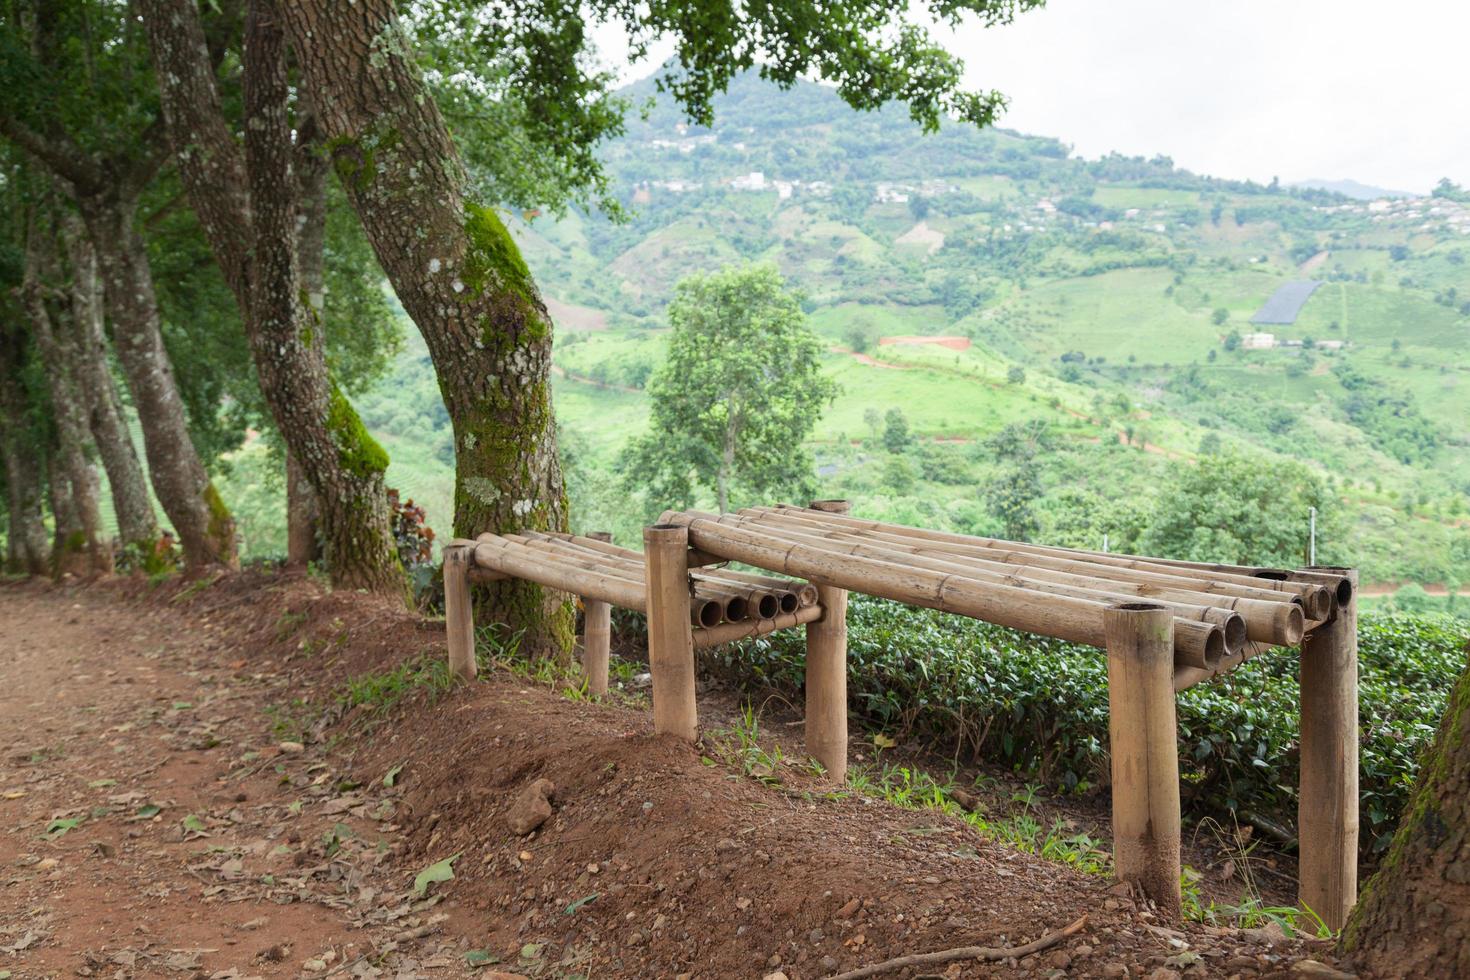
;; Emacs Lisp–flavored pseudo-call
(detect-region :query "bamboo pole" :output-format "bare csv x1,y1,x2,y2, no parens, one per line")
679,510,1235,666
644,524,698,740
443,544,476,682
474,537,647,611
1105,602,1182,917
726,511,1271,655
693,603,824,648
805,500,851,782
659,513,1225,666
746,507,1314,622
517,530,768,622
757,505,1332,618
581,532,613,696
1298,567,1359,931
497,534,724,626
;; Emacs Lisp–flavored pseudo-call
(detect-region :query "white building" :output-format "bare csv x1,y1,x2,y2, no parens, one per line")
730,171,766,191
1241,332,1277,350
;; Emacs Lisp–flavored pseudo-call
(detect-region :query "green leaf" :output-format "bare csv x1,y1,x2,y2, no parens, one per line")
136,804,162,818
464,950,498,967
44,817,82,839
519,943,542,960
413,852,461,896
564,893,599,915
88,778,117,788
172,701,193,710
383,763,404,787
182,814,207,832
873,733,897,750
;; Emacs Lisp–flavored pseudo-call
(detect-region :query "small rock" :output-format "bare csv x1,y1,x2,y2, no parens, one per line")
506,778,555,835
736,897,753,910
763,973,789,980
652,914,668,931
809,929,824,943
1147,969,1181,980
1101,963,1129,978
518,851,533,863
768,952,782,967
835,898,861,919
1047,950,1073,970
302,959,327,972
278,741,305,754
1075,944,1094,958
715,837,739,851
821,956,839,971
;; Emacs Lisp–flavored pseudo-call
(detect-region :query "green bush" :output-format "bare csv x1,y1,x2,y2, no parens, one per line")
709,597,1468,859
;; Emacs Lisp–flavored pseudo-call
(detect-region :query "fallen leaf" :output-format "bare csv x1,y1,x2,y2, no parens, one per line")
564,893,598,915
88,779,117,789
44,817,82,839
136,804,162,819
2,790,25,800
182,814,208,833
873,733,897,749
463,949,498,967
413,852,461,896
383,763,404,788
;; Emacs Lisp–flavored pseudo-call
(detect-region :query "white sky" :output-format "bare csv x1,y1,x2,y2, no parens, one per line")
594,0,1470,194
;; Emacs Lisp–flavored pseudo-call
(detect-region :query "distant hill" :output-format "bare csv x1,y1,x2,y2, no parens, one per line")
360,70,1470,586
1291,178,1417,200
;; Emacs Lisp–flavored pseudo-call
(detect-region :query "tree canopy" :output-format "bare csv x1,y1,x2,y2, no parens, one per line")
623,263,837,514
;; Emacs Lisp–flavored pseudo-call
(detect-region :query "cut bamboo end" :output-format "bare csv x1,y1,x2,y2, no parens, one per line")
692,603,823,648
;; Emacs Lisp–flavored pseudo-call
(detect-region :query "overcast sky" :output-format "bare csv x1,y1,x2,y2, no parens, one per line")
596,0,1469,195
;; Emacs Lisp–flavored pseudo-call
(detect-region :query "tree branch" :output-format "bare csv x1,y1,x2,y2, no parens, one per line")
827,914,1088,980
0,117,102,191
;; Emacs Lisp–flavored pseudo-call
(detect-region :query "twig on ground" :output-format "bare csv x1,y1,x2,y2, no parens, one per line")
826,913,1088,980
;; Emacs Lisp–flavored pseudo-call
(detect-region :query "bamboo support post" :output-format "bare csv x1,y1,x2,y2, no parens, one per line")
693,603,824,649
443,544,477,682
581,532,613,696
1297,567,1359,931
644,524,698,741
805,500,851,782
1105,602,1182,917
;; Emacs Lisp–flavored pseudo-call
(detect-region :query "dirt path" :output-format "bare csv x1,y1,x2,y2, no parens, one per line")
0,583,473,979
1,577,1344,979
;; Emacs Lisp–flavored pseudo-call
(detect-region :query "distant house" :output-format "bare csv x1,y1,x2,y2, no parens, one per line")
730,171,766,191
1241,332,1277,350
1316,340,1346,351
874,182,911,204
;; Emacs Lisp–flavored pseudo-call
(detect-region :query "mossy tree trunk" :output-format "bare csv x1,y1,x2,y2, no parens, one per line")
77,192,238,570
138,0,404,597
0,324,50,576
277,0,575,654
20,216,111,577
61,214,160,554
1340,656,1470,976
2,109,240,571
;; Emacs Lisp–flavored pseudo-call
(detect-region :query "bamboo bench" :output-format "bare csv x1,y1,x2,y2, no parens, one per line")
444,501,1359,929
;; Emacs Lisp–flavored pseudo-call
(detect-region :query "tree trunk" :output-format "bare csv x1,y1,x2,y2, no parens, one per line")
1340,657,1470,977
285,450,321,565
77,193,238,570
0,329,49,575
138,0,404,596
60,215,160,554
284,94,330,567
20,228,111,577
46,445,93,578
278,0,573,652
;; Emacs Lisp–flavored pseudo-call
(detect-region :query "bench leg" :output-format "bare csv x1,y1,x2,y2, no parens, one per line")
1106,601,1181,916
805,499,850,781
444,545,476,682
645,524,697,740
1299,567,1359,931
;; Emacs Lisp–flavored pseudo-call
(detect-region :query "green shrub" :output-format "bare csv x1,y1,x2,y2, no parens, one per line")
709,597,1468,860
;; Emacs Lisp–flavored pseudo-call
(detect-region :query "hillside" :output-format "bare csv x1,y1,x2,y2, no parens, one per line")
332,72,1470,588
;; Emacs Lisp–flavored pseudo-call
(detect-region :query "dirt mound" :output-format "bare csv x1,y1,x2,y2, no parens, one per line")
1,573,1348,978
